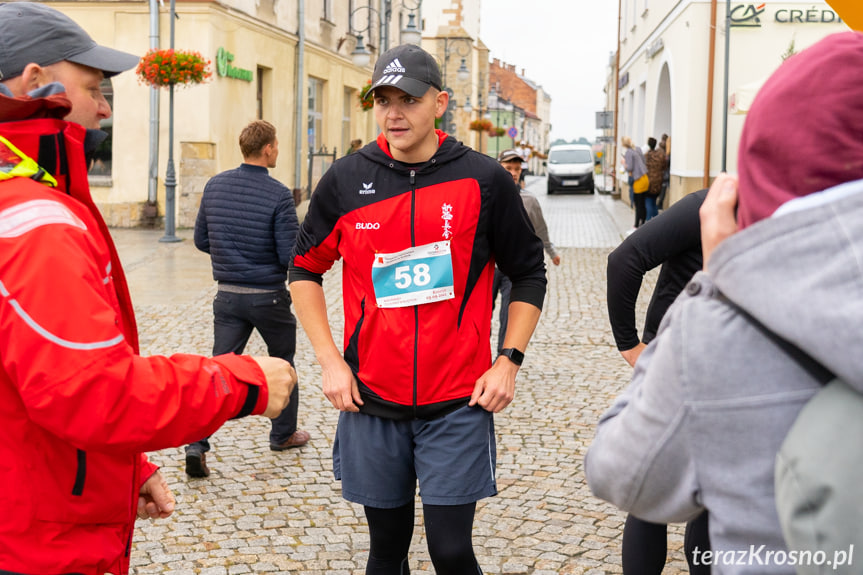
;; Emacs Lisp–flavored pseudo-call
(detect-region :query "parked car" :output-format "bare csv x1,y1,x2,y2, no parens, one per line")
545,144,595,194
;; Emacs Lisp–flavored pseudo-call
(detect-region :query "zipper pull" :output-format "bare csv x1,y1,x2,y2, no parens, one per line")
410,169,416,186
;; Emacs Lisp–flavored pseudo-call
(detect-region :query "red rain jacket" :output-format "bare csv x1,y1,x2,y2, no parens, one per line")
0,90,269,575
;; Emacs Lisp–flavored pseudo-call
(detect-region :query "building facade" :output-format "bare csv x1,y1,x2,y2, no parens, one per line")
487,58,551,172
54,0,418,227
52,0,550,227
606,0,847,205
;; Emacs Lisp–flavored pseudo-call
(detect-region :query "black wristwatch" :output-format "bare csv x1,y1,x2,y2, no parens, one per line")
498,347,524,366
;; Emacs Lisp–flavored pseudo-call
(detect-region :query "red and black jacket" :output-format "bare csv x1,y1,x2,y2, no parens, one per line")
290,131,546,420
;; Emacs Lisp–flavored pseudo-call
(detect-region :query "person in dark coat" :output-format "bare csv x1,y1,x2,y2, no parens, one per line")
186,120,308,477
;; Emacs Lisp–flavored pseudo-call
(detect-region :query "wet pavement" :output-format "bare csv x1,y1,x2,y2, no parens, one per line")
119,177,689,574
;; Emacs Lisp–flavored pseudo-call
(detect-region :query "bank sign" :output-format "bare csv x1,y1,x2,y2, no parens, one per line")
216,47,253,82
730,3,842,27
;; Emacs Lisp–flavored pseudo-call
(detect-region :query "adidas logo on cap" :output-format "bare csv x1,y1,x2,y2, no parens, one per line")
382,58,406,75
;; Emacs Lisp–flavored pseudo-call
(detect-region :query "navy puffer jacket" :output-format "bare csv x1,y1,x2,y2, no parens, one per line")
195,163,298,289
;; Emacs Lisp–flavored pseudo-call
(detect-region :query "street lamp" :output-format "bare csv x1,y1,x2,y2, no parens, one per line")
160,0,180,243
351,37,372,68
438,36,472,135
488,86,500,156
350,0,423,67
400,12,421,46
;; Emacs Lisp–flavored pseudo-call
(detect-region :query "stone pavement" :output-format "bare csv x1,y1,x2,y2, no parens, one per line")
116,178,690,575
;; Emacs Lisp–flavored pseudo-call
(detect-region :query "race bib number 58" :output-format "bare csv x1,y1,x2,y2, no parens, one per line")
371,241,455,308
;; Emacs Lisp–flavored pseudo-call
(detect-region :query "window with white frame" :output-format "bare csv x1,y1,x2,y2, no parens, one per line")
308,77,324,151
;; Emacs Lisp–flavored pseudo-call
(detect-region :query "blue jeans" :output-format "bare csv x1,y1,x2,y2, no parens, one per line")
186,288,299,453
645,195,658,221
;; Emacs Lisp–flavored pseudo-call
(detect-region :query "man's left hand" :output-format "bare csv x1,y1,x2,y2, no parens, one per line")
470,357,518,413
137,470,175,520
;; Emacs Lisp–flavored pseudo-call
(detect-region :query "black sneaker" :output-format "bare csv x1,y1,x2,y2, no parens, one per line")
185,450,210,478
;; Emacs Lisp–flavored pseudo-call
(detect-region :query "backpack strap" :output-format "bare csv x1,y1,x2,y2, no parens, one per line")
715,292,834,385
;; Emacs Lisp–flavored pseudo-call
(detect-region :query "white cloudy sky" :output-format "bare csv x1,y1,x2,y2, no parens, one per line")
478,1,618,143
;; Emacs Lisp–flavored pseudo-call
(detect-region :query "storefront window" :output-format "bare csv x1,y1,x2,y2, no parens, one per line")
308,77,324,151
89,78,113,176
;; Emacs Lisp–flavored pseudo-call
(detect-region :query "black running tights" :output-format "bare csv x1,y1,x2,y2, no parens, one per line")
364,502,482,575
621,511,711,574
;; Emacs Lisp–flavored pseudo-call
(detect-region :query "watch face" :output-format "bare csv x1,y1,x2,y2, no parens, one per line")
502,348,524,365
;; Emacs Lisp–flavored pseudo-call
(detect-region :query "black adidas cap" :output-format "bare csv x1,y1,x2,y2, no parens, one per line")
368,44,442,99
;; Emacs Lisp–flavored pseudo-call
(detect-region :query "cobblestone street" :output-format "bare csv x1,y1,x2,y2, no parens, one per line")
117,178,689,574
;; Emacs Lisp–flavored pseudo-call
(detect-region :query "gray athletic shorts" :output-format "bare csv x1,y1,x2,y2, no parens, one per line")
333,404,498,508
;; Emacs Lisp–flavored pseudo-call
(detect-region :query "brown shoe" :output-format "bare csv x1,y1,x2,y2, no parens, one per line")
185,451,210,478
270,430,310,451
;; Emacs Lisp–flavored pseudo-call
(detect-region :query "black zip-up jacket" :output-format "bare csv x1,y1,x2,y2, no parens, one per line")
290,131,546,420
606,188,707,349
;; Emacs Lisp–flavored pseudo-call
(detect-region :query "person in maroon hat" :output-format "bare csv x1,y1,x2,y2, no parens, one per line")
290,43,547,573
587,31,863,573
0,3,295,573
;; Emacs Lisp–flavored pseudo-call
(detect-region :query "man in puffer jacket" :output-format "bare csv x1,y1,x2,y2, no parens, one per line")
0,4,295,574
185,120,308,478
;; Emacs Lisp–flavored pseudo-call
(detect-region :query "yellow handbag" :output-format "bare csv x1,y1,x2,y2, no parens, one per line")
632,174,650,194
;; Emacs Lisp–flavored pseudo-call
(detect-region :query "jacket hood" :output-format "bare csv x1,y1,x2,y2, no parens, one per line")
0,82,71,123
737,32,863,229
709,180,863,387
357,129,470,172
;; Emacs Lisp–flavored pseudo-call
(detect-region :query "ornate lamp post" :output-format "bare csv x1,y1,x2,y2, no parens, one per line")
137,1,211,242
438,36,472,136
350,0,423,68
160,0,180,243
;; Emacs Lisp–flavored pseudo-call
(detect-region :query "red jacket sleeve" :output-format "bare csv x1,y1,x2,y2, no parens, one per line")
0,198,269,455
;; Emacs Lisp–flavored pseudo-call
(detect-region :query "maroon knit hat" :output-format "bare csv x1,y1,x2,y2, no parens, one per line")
736,31,863,229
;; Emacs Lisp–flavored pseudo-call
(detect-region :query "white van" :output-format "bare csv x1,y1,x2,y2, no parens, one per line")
545,144,595,195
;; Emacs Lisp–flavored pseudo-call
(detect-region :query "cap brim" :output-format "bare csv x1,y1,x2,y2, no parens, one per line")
368,76,434,100
67,44,140,78
498,153,522,163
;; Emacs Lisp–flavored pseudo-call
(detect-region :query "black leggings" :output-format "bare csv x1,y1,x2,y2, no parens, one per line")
622,512,711,574
364,502,482,575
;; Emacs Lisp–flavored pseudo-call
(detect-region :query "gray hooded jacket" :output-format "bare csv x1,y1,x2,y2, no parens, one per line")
585,180,863,574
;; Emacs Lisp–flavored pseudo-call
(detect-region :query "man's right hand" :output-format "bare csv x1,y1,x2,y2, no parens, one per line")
321,354,363,412
252,356,297,418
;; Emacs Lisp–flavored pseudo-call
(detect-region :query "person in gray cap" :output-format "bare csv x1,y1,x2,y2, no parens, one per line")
290,43,546,574
492,149,560,354
0,3,295,573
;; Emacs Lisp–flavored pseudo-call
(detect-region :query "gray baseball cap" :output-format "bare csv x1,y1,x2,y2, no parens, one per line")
368,44,442,99
0,2,140,81
497,149,524,163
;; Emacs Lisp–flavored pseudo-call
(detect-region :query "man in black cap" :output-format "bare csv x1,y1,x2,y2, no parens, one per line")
290,43,547,574
0,4,294,573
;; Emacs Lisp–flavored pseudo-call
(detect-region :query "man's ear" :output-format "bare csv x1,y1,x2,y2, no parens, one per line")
19,63,51,92
434,89,449,119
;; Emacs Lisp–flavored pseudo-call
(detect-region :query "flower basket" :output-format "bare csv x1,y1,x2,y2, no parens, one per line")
469,118,493,132
488,126,506,138
136,49,212,88
358,80,374,111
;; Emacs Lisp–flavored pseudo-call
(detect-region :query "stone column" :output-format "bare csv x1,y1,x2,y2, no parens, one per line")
178,141,216,228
